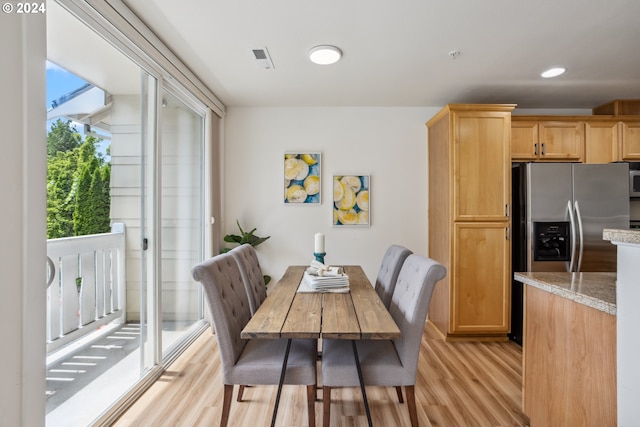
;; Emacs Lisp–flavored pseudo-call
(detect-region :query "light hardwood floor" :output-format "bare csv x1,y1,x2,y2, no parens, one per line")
113,322,529,427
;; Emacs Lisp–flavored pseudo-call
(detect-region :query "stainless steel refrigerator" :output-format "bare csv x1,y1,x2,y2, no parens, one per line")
509,162,630,344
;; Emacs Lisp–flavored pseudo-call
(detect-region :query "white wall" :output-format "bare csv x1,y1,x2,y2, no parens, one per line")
0,11,47,426
110,94,144,321
223,107,440,282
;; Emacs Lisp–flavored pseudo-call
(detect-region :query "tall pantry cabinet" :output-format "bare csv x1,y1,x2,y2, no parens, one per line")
427,104,515,340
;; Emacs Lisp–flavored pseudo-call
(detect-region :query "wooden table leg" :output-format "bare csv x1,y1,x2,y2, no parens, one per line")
352,340,373,427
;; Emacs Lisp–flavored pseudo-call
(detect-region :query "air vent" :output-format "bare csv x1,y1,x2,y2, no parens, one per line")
251,47,275,70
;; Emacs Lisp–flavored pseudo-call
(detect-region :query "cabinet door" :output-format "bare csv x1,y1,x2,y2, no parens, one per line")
451,222,510,334
584,121,619,164
621,121,640,160
511,121,539,160
453,111,510,221
539,121,584,161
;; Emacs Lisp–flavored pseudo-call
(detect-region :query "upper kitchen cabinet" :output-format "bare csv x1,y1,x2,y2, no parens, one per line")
593,99,640,116
511,117,584,162
584,120,619,164
584,119,640,162
621,121,640,160
593,99,640,160
511,120,538,160
432,105,515,222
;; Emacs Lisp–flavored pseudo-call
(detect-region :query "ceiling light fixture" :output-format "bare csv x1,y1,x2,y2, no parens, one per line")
541,67,567,78
309,45,342,65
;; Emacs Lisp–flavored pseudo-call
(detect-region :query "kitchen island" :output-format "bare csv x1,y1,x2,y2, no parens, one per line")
514,271,616,427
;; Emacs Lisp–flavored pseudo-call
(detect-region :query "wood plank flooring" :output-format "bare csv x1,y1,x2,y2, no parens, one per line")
113,322,529,427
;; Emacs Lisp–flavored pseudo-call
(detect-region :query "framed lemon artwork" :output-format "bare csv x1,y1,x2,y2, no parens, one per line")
333,175,370,226
284,153,321,204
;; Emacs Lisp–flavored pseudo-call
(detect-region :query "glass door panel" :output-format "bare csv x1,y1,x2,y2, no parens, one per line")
46,2,158,424
159,90,205,354
46,2,207,424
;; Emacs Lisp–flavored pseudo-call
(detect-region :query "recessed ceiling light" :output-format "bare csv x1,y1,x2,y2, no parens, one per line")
309,45,342,65
541,67,567,78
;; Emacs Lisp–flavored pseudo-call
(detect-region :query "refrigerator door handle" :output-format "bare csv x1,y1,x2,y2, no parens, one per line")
567,200,578,272
574,200,584,272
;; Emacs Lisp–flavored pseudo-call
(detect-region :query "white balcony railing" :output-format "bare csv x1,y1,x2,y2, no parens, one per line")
46,223,126,354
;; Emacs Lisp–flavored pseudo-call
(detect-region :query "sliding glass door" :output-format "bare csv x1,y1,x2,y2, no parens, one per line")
158,89,206,357
46,1,209,424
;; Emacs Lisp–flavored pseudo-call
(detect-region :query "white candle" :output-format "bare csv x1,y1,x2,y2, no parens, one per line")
314,233,325,253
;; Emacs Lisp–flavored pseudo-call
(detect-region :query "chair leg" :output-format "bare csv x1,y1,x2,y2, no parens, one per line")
405,385,418,427
236,385,245,402
322,386,331,427
307,385,316,427
221,384,233,427
395,386,404,403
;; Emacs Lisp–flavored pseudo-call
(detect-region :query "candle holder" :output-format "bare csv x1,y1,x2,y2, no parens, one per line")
314,252,326,264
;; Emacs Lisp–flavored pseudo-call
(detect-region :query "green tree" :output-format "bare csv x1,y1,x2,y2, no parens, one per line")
95,164,111,233
47,149,80,238
73,157,98,236
47,119,81,156
47,125,111,239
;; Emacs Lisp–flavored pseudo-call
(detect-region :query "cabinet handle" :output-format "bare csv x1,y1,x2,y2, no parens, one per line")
541,143,546,155
505,204,510,217
506,227,511,240
534,143,539,156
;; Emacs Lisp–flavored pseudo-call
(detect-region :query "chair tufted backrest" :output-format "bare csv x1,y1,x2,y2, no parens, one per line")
229,244,267,315
191,253,252,375
388,254,446,378
374,245,413,308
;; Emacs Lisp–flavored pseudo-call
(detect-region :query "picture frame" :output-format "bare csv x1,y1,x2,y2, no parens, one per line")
284,153,321,204
332,174,370,226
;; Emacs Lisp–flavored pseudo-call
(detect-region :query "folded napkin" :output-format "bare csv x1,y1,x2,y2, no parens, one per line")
306,260,344,277
298,260,350,293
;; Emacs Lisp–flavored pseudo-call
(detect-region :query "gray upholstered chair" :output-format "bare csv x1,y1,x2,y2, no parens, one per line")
372,244,413,403
321,254,446,427
374,244,412,309
191,253,317,427
229,244,270,402
229,244,267,315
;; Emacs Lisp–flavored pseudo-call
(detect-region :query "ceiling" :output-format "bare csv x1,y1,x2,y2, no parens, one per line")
64,0,640,110
47,1,141,96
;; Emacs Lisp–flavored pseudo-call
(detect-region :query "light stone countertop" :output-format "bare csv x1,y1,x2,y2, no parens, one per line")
603,228,640,245
514,271,616,316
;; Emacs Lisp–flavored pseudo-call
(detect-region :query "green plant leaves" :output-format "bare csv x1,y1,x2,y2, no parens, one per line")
222,220,271,284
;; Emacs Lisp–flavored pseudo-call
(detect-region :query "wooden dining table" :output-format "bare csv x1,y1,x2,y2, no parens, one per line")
241,265,400,427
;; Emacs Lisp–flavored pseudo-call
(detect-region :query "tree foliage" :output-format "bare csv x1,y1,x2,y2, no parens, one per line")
47,119,81,156
47,120,111,238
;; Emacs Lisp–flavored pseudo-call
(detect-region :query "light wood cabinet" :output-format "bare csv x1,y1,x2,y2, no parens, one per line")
511,118,584,161
584,119,640,162
524,286,616,427
513,115,640,163
452,223,510,334
453,110,511,221
584,120,619,164
593,99,640,115
621,121,640,160
427,104,513,340
511,120,539,160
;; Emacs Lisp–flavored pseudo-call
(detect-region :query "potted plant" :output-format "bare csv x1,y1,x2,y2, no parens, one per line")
221,220,271,285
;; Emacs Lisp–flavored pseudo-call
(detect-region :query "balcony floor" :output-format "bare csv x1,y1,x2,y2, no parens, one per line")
45,323,145,427
46,320,199,426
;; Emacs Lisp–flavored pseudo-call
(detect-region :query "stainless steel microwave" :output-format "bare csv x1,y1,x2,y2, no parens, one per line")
631,169,640,197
